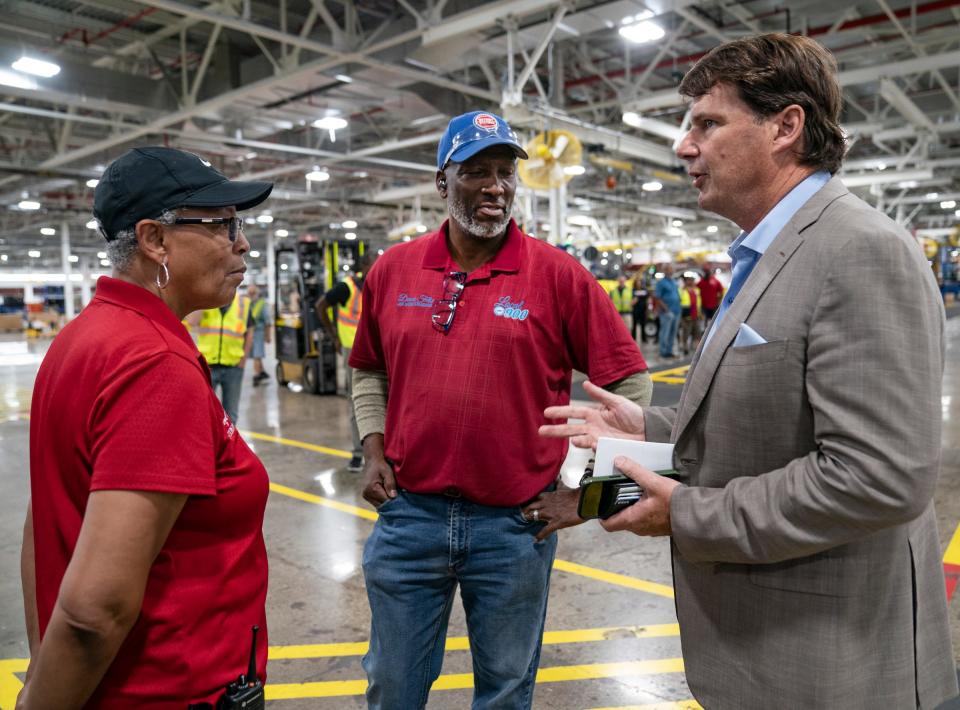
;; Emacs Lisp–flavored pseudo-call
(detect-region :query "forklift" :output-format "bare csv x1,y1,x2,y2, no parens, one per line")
273,236,367,394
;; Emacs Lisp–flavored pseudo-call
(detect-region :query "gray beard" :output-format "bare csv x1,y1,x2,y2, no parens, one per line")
448,196,512,239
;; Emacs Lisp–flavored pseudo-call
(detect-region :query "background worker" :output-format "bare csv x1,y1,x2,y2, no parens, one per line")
631,273,650,344
677,274,701,355
654,263,681,359
188,292,254,425
697,263,724,320
349,111,650,710
246,282,272,386
315,252,376,472
608,274,632,331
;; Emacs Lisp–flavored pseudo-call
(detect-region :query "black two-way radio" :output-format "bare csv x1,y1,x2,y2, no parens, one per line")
215,625,264,710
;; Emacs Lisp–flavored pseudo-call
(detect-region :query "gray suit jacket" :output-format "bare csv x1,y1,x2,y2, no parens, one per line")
644,177,957,709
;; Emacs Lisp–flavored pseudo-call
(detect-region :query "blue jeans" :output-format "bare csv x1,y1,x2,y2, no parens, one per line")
362,490,558,710
209,364,244,424
658,310,679,357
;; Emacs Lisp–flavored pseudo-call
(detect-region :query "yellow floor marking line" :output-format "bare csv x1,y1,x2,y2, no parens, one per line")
0,659,28,710
254,432,677,598
0,628,682,707
589,700,702,710
267,479,675,597
649,366,689,386
269,482,378,522
265,658,685,699
269,624,680,660
241,430,351,459
553,560,675,599
943,522,960,566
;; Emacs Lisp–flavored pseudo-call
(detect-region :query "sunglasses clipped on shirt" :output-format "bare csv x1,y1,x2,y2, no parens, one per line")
432,271,467,333
173,216,245,242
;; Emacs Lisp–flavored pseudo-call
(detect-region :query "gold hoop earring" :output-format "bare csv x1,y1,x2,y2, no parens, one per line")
156,259,170,290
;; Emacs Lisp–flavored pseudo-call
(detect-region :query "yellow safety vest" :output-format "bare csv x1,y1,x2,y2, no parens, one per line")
679,287,691,309
337,276,362,349
196,295,250,366
610,286,631,314
251,297,266,325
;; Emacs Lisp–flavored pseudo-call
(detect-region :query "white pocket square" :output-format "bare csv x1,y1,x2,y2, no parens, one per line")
733,323,768,347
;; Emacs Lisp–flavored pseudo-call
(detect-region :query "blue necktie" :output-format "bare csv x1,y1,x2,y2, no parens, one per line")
705,246,759,345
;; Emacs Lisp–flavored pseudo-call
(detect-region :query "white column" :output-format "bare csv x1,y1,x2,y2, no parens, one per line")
265,230,276,318
60,221,75,320
80,256,92,306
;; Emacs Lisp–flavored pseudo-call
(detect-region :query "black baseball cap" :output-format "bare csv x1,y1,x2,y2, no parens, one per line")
93,146,273,241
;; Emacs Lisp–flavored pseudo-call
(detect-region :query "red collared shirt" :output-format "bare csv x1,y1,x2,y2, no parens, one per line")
350,220,647,505
29,276,268,708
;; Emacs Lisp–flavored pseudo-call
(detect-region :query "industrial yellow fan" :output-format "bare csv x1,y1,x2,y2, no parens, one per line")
518,129,583,189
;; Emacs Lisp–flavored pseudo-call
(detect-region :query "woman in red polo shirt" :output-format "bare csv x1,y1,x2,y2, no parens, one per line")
19,147,272,709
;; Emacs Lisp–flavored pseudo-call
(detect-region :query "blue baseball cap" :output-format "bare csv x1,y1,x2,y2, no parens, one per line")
436,111,528,170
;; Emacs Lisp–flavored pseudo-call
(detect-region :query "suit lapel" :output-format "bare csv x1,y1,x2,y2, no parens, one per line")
670,177,849,442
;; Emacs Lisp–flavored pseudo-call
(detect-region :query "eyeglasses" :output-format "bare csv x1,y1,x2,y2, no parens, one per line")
432,271,467,333
173,216,244,242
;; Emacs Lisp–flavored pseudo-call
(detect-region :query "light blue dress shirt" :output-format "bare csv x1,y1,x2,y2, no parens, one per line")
704,170,831,345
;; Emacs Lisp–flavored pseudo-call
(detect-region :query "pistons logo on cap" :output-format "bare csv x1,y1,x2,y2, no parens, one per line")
473,113,499,131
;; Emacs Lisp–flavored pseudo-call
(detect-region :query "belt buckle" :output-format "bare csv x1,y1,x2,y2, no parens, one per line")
442,486,462,498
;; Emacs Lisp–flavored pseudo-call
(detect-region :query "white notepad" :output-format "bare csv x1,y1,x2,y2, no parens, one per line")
593,437,675,477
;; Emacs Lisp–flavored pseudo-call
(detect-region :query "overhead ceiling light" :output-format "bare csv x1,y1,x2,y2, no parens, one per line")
619,14,665,44
314,116,348,142
341,219,358,229
0,69,37,90
249,250,260,258
563,165,586,176
28,250,41,258
896,180,918,189
706,225,719,233
18,200,40,210
344,232,357,240
642,181,663,191
86,219,98,230
256,214,274,223
40,227,55,235
956,209,960,218
306,168,330,182
402,235,412,242
1,254,8,262
600,258,608,265
416,224,427,233
275,228,289,237
334,74,353,83
12,56,61,78
941,200,957,209
244,216,257,225
925,192,939,199
672,219,684,227
567,214,594,226
86,178,99,188
245,151,258,159
100,258,110,266
876,162,887,171
68,255,79,263
97,251,107,259
280,263,288,271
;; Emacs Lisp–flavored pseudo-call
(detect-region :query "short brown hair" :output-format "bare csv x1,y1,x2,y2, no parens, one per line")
679,33,845,174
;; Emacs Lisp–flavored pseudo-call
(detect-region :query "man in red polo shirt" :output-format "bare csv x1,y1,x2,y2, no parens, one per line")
349,111,650,710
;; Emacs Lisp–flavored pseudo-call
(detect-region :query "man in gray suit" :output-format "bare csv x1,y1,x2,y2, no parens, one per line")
540,34,957,708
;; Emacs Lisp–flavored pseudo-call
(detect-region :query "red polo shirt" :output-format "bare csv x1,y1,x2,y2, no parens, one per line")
29,276,268,708
349,220,647,505
697,274,724,310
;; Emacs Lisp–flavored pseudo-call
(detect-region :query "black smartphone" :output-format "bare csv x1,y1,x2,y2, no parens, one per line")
578,469,679,520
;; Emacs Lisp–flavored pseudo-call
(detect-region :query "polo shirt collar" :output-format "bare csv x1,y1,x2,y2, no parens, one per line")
93,276,198,354
422,218,523,275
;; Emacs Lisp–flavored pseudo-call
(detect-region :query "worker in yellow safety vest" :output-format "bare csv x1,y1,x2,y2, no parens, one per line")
608,274,633,331
187,292,253,424
315,252,377,472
